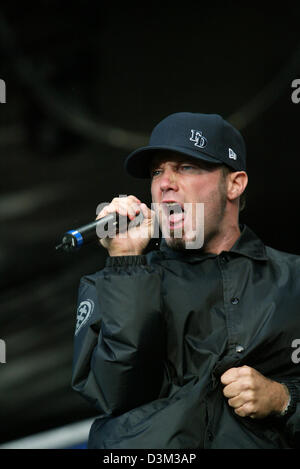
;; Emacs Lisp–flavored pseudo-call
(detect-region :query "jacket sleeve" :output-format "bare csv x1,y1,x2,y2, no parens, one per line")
285,402,300,448
71,254,165,416
276,377,300,448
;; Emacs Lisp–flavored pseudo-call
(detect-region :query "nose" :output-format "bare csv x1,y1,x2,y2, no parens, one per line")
159,167,178,192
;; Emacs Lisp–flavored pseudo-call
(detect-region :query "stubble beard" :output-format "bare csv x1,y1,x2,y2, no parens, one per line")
163,179,228,252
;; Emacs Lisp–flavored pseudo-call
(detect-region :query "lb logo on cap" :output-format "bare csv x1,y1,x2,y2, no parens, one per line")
75,299,94,335
189,129,207,149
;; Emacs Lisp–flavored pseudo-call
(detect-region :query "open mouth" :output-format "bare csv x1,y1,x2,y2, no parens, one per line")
162,202,185,225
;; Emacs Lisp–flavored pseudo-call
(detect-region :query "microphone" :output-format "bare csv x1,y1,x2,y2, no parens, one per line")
55,212,143,253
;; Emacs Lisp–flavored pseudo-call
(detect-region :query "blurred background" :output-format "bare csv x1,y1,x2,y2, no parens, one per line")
0,2,299,448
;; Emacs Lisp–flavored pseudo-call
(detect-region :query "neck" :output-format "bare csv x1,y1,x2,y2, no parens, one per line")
203,221,241,255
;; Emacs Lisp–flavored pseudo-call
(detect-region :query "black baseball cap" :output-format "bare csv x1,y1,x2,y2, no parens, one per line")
124,112,246,178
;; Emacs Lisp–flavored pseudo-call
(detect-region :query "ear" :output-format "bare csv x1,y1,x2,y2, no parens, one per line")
227,171,248,202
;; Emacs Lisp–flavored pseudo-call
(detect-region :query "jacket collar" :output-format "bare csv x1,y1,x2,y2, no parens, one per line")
158,224,268,262
229,224,268,261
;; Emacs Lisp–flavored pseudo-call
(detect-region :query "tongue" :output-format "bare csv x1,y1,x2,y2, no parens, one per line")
169,212,184,224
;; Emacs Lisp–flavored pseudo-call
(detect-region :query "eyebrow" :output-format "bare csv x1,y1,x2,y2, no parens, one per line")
149,159,223,176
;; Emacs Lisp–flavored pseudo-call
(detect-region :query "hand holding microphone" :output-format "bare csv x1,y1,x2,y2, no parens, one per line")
97,195,154,257
55,195,155,255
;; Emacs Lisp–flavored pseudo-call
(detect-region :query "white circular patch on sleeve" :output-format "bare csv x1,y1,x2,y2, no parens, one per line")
75,299,94,336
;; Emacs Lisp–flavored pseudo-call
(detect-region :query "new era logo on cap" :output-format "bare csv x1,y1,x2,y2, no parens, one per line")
228,148,237,160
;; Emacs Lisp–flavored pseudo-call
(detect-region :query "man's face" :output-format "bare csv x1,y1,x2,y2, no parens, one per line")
150,152,228,250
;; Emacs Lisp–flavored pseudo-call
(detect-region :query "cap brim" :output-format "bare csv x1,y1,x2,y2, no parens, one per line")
124,145,222,178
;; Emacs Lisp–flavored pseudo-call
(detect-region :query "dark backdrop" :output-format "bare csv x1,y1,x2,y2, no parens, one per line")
0,3,299,444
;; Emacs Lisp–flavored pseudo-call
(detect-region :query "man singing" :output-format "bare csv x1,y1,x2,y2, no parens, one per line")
72,112,300,449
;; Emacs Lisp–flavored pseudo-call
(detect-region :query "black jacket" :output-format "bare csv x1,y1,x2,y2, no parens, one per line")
71,225,300,449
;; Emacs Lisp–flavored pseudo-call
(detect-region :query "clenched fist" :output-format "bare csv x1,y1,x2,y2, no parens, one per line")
221,365,290,419
96,195,155,257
